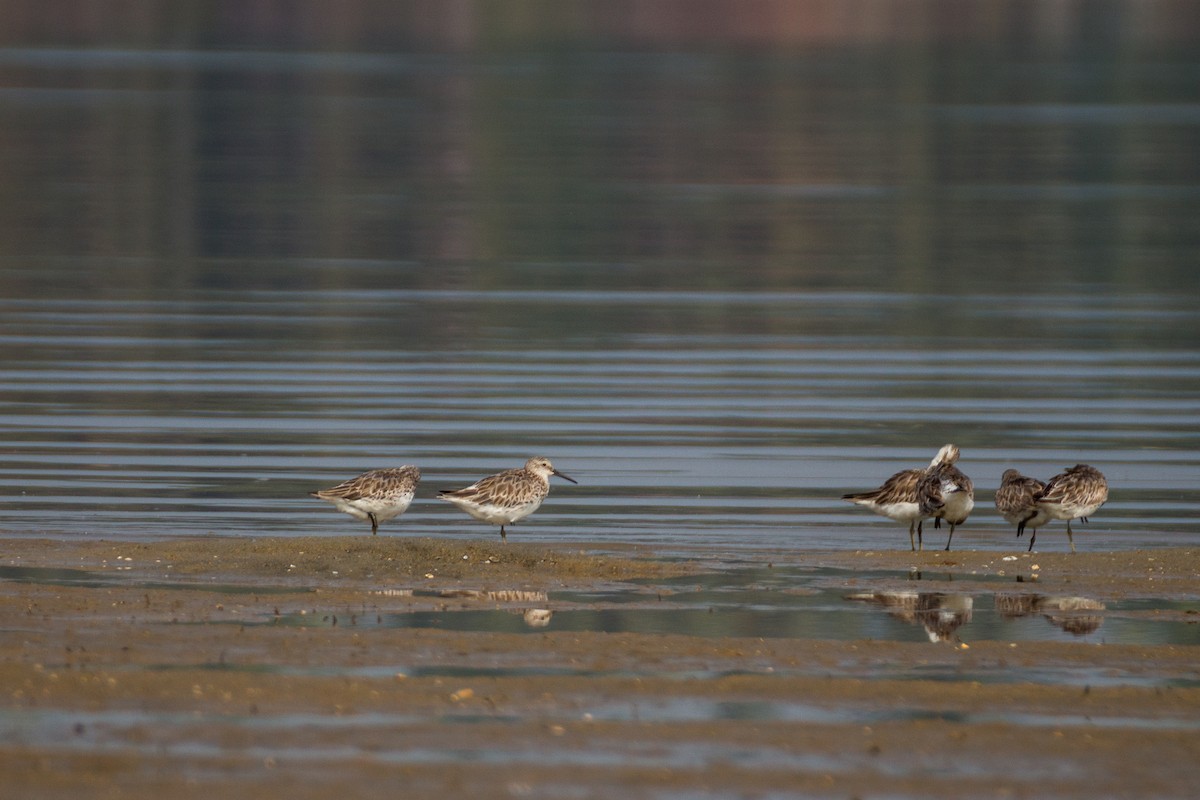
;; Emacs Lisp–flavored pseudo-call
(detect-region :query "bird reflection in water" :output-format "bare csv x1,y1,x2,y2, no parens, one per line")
846,590,974,643
995,593,1106,635
521,608,554,627
438,589,554,628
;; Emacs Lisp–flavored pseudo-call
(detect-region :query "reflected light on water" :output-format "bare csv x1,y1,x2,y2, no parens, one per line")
0,3,1198,553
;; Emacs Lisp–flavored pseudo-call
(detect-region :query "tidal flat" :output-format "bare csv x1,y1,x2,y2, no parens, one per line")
2,536,1198,798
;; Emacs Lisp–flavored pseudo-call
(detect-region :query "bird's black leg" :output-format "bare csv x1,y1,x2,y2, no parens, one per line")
500,525,507,541
1027,529,1037,552
943,523,955,551
369,513,378,535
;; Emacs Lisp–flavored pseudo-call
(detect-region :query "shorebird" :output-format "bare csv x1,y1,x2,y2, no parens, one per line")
1035,464,1108,553
994,468,1051,551
842,444,958,551
309,465,421,535
928,445,974,551
438,456,577,541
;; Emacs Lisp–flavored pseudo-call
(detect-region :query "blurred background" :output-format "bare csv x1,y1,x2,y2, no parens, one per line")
1,1,1198,549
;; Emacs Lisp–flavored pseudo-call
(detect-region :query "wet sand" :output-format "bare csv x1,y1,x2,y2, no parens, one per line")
2,536,1199,798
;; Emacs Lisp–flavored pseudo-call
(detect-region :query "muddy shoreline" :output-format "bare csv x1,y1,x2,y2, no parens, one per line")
3,536,1199,798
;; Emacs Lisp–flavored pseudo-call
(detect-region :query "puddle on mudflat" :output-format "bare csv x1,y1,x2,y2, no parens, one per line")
134,659,1200,690
580,698,1200,730
0,706,842,771
0,564,305,596
5,696,1197,768
269,565,1200,648
6,558,1197,648
269,603,1197,648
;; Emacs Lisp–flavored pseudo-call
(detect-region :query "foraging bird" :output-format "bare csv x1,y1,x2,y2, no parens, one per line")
842,444,959,551
994,468,1051,551
309,465,421,535
438,456,577,541
928,446,974,550
1035,464,1108,553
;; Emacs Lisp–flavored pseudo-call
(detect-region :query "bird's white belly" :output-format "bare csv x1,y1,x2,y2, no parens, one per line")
461,498,543,525
941,492,974,524
875,501,923,522
332,495,412,522
1041,499,1102,521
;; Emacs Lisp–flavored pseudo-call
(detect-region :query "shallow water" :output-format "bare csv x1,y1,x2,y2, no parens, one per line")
5,697,1197,774
5,558,1198,655
2,15,1199,546
295,564,1200,651
4,293,1199,552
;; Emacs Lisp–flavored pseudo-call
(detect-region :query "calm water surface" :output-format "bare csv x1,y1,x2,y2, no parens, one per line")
1,8,1199,555
3,287,1198,551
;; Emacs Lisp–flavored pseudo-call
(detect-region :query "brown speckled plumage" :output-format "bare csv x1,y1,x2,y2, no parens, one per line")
1035,464,1108,553
927,448,975,551
994,468,1051,551
310,465,421,535
439,456,577,541
842,444,962,552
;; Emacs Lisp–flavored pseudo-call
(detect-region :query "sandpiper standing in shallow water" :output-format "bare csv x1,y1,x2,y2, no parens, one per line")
310,465,421,535
842,444,959,552
1035,464,1108,553
994,468,1051,551
928,445,974,551
438,456,577,541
